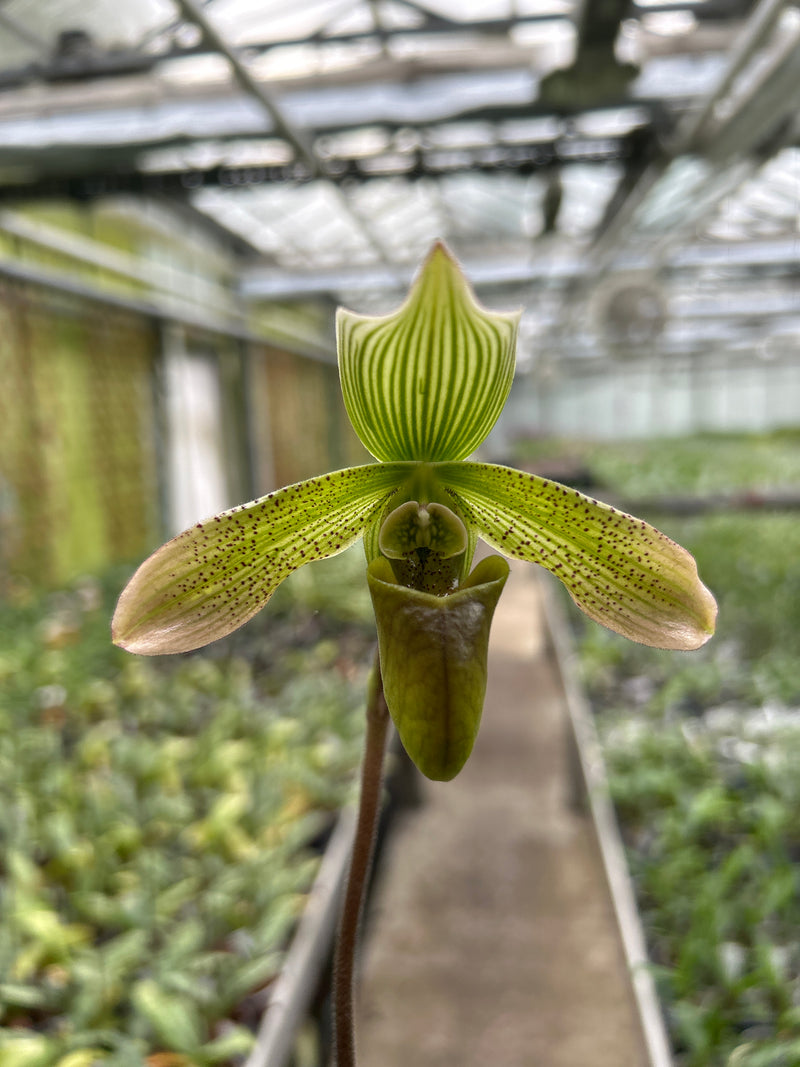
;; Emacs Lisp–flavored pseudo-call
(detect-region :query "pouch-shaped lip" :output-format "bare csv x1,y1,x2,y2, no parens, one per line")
367,555,509,780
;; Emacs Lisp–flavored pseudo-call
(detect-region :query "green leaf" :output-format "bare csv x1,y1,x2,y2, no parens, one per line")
0,1035,58,1067
437,462,717,650
131,978,203,1054
337,241,519,463
54,1051,110,1067
112,464,408,655
220,951,282,1012
0,982,50,1011
200,1025,256,1063
368,554,509,780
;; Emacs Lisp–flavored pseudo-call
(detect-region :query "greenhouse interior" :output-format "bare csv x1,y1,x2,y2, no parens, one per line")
1,0,799,1065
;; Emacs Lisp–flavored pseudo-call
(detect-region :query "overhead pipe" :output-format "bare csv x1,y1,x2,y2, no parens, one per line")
675,0,790,150
590,0,791,263
238,235,799,299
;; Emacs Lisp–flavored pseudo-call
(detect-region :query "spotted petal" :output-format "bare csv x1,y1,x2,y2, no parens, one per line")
112,464,409,655
436,462,717,650
337,242,520,463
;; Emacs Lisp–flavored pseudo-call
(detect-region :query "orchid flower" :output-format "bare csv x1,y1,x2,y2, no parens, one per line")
113,242,716,781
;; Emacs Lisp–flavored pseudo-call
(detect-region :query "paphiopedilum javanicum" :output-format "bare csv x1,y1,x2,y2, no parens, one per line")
113,242,716,782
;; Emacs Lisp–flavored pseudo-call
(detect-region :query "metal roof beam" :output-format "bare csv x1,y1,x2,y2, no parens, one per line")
240,255,581,300
676,0,790,150
238,236,800,299
149,0,734,62
171,0,405,277
0,130,646,202
172,0,320,177
0,7,47,53
589,0,793,266
207,13,565,53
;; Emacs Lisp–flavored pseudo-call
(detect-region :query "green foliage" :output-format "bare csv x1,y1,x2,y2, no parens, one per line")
556,431,800,1066
585,430,800,498
515,429,800,497
602,707,800,1066
578,509,800,709
0,549,374,1064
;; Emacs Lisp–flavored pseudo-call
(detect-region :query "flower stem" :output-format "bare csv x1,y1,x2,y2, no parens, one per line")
333,656,390,1067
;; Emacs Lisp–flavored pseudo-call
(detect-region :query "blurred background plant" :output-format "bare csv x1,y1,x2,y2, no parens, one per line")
529,430,800,1066
0,549,374,1066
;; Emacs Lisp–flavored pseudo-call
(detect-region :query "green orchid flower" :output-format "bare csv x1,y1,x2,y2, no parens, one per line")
112,242,716,780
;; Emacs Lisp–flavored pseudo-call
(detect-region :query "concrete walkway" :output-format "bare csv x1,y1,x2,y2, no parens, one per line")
356,561,648,1067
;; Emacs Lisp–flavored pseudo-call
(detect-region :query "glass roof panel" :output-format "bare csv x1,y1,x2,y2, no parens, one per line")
0,0,177,66
210,0,370,47
0,0,794,375
704,148,800,242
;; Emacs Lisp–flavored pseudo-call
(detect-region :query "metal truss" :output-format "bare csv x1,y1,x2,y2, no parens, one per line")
0,0,795,328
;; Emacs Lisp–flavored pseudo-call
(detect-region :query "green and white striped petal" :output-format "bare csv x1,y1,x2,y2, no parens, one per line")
112,464,410,655
436,462,717,651
337,242,520,463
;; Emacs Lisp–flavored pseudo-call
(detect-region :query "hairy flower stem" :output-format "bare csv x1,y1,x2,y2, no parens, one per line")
333,657,390,1067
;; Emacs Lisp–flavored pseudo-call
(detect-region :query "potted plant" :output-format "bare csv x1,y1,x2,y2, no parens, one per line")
113,243,716,1066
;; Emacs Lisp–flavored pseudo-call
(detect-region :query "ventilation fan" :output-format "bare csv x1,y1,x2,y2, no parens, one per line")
590,271,668,357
